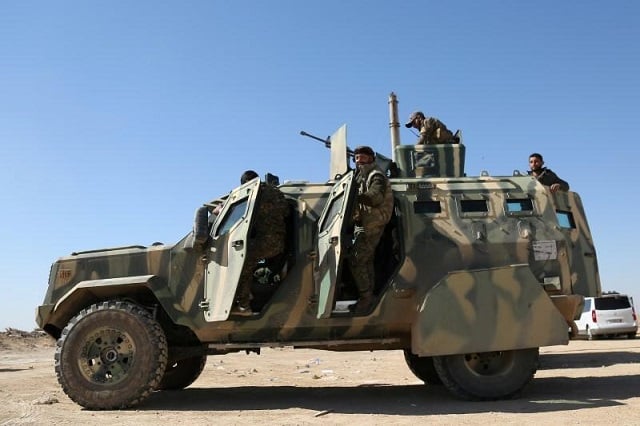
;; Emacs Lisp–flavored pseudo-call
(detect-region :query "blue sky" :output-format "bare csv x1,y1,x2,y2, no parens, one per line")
1,1,638,330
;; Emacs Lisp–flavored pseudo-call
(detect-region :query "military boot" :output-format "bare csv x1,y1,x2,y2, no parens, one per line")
351,292,374,315
230,304,253,317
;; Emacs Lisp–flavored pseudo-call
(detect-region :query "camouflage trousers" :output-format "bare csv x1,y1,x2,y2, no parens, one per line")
349,224,385,296
235,233,285,308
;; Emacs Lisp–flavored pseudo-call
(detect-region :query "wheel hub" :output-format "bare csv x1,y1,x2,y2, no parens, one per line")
78,327,136,385
102,347,119,363
464,351,512,376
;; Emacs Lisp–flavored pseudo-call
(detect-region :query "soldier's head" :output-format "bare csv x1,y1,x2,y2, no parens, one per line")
353,146,375,167
240,170,259,184
528,153,544,172
405,111,425,129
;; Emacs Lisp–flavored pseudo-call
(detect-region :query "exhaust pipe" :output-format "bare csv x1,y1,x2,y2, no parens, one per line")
388,92,400,161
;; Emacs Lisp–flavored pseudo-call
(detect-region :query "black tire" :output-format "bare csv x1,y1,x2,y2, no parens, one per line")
403,350,442,385
54,300,168,410
158,354,207,390
628,332,637,340
433,348,539,401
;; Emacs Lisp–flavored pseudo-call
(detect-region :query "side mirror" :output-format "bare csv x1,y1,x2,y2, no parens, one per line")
193,206,210,245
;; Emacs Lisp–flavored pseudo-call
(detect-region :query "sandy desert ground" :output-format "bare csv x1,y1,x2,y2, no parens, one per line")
1,329,639,425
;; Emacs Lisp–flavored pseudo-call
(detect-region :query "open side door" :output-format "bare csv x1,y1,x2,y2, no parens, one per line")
316,171,356,318
203,178,261,322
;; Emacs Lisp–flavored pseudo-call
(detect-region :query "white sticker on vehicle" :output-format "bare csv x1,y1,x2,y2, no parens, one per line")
532,240,557,261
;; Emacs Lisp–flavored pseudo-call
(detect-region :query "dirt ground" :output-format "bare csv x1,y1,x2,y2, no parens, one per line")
1,329,639,425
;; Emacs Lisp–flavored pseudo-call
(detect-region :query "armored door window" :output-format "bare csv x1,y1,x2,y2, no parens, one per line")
214,199,249,238
319,193,345,233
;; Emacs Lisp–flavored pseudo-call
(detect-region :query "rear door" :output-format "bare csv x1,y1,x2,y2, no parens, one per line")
315,171,356,318
594,296,636,328
203,178,261,322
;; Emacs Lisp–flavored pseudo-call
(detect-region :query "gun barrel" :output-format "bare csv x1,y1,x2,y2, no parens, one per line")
300,130,331,147
300,129,354,157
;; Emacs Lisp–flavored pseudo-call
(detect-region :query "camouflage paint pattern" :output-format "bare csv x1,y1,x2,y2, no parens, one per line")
36,128,599,365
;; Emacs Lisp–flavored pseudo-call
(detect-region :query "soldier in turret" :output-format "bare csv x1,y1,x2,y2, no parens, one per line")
527,153,570,193
232,170,290,316
349,146,394,315
405,111,456,145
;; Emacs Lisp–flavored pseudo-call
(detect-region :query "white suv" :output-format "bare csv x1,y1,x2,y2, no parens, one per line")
576,294,637,340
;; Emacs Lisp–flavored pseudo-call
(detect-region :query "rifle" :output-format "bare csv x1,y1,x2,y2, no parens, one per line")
299,131,355,158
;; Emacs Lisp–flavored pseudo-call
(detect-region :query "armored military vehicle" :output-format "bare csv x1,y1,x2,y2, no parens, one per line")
36,93,600,409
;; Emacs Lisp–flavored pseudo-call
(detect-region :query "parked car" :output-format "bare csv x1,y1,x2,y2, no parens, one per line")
576,294,637,340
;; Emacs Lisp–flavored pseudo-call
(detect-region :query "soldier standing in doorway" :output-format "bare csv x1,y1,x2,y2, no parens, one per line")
349,146,394,315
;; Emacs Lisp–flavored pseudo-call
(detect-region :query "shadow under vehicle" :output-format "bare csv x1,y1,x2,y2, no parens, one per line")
36,93,601,409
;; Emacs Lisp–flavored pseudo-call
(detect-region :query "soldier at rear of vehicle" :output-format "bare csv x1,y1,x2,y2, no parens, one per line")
405,111,457,145
349,146,394,315
527,153,569,193
233,170,290,316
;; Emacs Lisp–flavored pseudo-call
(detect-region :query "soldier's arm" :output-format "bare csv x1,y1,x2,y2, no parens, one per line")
416,130,428,145
549,171,570,191
359,174,387,206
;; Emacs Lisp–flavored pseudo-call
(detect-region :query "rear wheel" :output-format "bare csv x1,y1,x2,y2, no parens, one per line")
158,354,207,390
433,348,539,401
628,332,637,339
55,300,168,410
403,350,442,385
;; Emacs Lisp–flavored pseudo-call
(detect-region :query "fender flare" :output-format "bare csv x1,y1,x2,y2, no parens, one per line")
411,264,568,356
46,275,193,332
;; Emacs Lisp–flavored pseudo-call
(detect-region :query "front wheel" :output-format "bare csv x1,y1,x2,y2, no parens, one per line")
55,300,168,410
433,348,539,401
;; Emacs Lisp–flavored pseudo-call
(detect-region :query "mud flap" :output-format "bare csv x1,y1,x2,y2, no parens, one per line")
411,264,569,357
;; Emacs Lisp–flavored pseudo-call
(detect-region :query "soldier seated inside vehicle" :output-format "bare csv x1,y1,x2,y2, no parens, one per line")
249,197,296,312
232,171,291,316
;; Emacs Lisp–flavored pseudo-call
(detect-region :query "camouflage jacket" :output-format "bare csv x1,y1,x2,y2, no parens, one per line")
252,183,289,239
418,116,454,145
353,163,394,228
527,168,570,191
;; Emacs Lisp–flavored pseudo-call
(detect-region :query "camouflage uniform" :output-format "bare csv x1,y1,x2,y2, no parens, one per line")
527,168,570,191
350,162,394,308
417,116,454,145
236,183,290,309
